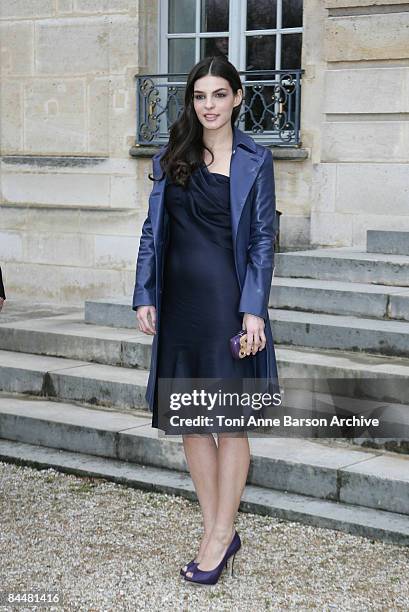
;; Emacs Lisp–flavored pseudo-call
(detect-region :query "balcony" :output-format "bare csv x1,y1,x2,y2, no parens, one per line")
134,69,304,148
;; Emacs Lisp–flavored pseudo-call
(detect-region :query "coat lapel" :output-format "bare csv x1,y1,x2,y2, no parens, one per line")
148,125,264,254
229,127,264,256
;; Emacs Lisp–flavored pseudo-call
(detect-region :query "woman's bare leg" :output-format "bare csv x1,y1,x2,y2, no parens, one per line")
181,433,219,569
185,432,250,576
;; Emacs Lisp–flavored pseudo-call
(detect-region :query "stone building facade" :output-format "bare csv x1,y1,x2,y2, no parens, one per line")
0,0,408,305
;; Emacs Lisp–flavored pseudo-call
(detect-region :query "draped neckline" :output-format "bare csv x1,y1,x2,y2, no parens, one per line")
200,161,230,181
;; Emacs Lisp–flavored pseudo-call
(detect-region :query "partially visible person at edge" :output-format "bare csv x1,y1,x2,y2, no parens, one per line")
0,266,5,312
132,55,279,586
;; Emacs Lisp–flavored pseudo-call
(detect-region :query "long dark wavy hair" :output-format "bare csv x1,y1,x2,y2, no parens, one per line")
150,55,243,188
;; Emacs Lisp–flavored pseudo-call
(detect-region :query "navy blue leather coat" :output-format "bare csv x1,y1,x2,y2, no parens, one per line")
132,125,279,410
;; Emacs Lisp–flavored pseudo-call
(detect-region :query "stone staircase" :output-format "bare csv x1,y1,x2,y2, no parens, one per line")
0,229,408,430
0,229,408,544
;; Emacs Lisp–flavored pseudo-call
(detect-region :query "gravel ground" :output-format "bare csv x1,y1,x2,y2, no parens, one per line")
0,461,408,611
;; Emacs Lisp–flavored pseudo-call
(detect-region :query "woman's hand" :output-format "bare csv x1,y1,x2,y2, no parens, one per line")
136,305,156,335
242,313,266,355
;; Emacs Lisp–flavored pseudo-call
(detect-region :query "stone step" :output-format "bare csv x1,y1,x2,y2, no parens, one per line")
84,298,409,358
2,318,409,406
2,438,408,546
277,345,409,409
1,344,406,453
269,277,409,321
275,247,409,286
0,349,149,411
269,309,409,358
0,394,408,522
85,297,136,329
367,230,409,256
0,312,151,368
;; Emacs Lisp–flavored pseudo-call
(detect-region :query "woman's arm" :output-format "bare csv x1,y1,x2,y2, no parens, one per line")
238,148,277,320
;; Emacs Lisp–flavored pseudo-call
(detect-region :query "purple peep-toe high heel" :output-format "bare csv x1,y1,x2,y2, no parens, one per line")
184,531,241,586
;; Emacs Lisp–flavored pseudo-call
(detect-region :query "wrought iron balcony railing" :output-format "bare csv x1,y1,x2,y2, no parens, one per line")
135,69,304,147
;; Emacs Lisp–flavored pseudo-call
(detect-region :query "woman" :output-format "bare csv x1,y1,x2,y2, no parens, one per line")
132,56,279,585
0,266,6,312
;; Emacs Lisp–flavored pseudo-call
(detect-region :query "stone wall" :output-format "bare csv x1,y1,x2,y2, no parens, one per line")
0,0,158,304
310,0,409,247
1,0,407,305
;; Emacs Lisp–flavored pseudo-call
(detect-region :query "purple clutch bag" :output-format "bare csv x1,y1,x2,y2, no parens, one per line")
230,330,248,359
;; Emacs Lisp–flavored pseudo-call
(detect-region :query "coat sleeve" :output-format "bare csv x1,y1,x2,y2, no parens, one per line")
132,159,159,312
132,212,156,311
238,148,276,320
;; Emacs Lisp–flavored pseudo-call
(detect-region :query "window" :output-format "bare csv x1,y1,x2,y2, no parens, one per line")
136,1,303,144
160,0,303,74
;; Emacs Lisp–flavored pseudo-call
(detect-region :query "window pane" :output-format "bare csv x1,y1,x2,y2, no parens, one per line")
169,38,196,73
247,0,277,31
281,33,302,69
201,0,229,33
282,0,303,29
246,35,276,71
245,35,276,133
169,0,195,34
200,37,229,58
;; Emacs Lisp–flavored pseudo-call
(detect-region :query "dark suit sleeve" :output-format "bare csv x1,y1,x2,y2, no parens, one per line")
0,266,5,300
238,148,276,320
131,156,160,311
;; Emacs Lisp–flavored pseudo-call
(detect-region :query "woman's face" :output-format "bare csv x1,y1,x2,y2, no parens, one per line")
193,75,242,131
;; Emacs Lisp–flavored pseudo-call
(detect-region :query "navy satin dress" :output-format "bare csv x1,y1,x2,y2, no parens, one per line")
152,161,257,431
